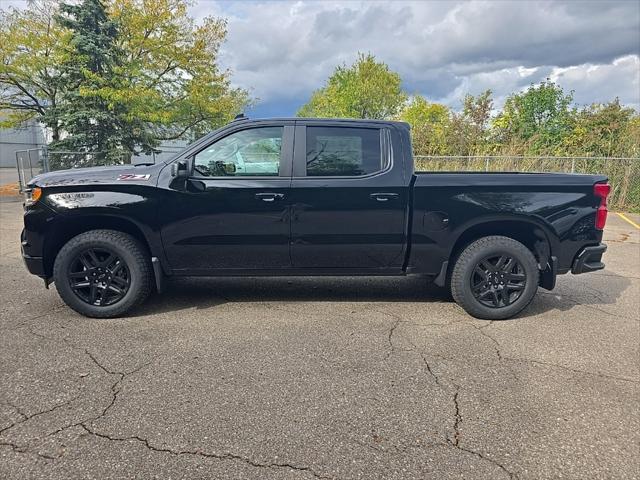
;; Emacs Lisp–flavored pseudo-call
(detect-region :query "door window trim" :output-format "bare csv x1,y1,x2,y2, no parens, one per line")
189,124,294,179
292,125,392,180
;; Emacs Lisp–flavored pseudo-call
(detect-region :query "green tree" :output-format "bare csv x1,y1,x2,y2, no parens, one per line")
297,53,407,119
493,80,574,153
563,99,639,157
435,90,496,157
49,0,153,164
0,0,249,164
109,0,249,141
461,89,493,154
0,0,68,141
398,96,451,155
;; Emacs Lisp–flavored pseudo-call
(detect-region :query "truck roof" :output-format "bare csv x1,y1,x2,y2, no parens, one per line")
233,116,410,128
169,116,410,165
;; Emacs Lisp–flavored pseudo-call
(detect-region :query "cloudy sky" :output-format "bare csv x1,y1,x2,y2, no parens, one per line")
4,0,639,116
189,0,640,117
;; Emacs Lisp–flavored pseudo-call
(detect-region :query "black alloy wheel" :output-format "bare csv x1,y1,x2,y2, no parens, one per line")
450,235,539,320
68,248,131,306
54,230,153,318
470,254,527,308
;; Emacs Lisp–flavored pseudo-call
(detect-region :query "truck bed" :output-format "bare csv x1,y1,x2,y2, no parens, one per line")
409,172,607,276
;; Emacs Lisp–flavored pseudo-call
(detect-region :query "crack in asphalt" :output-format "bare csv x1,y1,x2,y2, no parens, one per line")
10,304,67,330
448,440,518,480
79,424,334,479
2,343,332,479
466,317,638,383
83,350,152,422
456,317,638,384
375,311,535,479
384,317,401,360
4,353,153,461
2,401,28,420
0,437,61,462
419,352,443,387
0,395,80,437
578,283,613,304
503,356,639,384
376,311,517,478
451,389,462,446
466,321,503,360
77,348,156,426
0,323,153,457
444,387,517,479
4,288,633,478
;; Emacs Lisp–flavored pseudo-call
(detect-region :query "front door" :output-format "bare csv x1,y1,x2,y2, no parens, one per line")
160,123,293,273
289,123,408,271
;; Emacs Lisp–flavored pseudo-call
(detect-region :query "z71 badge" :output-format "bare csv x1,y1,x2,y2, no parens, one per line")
117,174,151,181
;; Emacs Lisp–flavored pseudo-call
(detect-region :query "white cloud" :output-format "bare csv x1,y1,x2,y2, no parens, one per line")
194,0,639,114
4,0,639,114
549,55,640,109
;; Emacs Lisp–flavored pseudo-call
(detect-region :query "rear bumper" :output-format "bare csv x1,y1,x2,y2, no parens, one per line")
571,244,607,274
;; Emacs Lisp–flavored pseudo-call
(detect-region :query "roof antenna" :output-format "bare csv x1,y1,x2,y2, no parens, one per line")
234,113,247,121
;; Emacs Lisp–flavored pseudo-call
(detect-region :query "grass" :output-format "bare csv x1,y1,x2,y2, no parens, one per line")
415,156,639,212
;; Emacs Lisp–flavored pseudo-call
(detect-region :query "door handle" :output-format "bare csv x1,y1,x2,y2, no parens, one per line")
370,193,399,202
255,192,285,202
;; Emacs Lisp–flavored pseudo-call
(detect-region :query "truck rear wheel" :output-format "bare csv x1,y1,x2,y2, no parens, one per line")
53,230,153,318
451,235,539,320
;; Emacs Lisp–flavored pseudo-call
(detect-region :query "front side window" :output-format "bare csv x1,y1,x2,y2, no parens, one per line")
194,127,283,177
306,127,382,176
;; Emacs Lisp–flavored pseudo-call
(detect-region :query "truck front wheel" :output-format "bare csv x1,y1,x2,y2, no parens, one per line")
451,235,539,320
53,230,153,318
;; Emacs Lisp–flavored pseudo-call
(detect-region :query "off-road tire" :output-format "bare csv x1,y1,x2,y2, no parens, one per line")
451,235,539,320
53,230,153,318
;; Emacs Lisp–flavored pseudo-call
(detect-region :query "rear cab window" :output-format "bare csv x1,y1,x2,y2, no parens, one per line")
305,127,385,177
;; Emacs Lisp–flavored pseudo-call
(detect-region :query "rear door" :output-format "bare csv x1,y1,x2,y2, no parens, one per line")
289,121,409,271
160,121,293,272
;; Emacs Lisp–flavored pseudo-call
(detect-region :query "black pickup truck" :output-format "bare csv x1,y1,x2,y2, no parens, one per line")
22,117,610,319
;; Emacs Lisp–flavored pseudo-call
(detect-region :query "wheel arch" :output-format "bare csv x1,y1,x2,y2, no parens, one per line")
43,214,159,277
449,218,553,269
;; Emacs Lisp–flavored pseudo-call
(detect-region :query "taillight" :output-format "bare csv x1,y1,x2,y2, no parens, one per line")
594,183,610,230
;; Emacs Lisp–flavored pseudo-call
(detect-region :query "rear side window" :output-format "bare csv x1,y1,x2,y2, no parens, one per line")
305,127,383,176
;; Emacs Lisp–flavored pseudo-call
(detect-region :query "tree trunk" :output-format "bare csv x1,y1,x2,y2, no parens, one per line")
51,126,60,142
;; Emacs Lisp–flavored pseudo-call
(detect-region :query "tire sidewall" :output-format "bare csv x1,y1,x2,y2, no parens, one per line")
54,234,146,317
452,237,539,320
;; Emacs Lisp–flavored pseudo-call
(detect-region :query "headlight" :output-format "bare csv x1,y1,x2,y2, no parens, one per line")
24,187,42,207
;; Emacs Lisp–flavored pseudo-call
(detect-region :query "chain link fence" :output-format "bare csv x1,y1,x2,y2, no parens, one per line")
13,149,638,211
415,155,639,211
15,148,47,193
46,150,132,171
14,147,175,192
15,148,132,192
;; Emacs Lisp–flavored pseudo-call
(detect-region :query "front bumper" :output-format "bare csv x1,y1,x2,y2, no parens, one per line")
571,244,607,274
22,252,46,277
21,229,46,277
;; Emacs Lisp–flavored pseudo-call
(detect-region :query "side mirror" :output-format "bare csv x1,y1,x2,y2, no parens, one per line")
171,160,189,178
212,161,237,176
223,162,236,175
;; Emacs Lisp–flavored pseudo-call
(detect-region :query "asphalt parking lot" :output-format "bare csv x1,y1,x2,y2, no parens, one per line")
1,199,638,480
